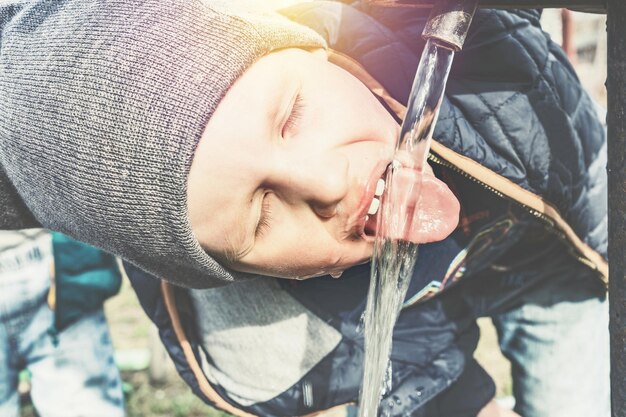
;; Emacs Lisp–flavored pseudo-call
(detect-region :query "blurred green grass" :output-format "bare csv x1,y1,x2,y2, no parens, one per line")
121,371,225,417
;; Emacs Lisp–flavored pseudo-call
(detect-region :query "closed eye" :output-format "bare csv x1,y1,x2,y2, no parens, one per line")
282,93,305,138
255,193,273,239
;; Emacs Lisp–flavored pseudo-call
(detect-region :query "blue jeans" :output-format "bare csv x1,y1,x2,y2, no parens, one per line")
492,273,610,417
0,233,125,417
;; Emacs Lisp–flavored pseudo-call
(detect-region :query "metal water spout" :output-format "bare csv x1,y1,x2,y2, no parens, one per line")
394,0,478,173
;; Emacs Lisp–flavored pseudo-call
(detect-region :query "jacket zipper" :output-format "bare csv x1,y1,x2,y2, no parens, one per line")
427,152,600,274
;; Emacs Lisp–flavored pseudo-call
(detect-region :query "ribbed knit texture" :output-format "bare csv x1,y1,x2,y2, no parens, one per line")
0,0,325,288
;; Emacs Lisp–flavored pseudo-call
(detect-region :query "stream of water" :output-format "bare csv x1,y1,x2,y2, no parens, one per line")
358,39,456,417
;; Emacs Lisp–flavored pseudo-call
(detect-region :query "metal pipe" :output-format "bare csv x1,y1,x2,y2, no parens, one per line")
365,0,606,13
422,0,478,50
607,1,626,416
392,0,478,167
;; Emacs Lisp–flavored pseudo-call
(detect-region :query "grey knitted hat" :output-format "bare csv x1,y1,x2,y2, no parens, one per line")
0,0,326,287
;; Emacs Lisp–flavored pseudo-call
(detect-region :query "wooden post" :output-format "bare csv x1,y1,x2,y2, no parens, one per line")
607,0,626,415
561,9,577,63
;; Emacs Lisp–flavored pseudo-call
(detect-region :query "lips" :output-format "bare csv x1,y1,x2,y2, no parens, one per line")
361,166,460,244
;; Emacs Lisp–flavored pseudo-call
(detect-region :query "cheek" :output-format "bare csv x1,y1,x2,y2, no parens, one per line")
249,222,357,278
277,235,371,278
274,223,341,271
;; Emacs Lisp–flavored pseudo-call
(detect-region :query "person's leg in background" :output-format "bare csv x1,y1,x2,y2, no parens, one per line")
0,230,52,417
0,308,20,417
0,230,125,417
492,272,610,417
25,307,125,417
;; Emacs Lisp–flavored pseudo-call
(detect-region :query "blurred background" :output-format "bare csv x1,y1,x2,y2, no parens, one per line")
15,8,608,417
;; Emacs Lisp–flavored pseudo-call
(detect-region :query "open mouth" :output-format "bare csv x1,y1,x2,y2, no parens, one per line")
359,165,462,245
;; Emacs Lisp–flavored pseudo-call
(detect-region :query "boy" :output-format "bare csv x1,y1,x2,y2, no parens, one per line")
0,1,608,416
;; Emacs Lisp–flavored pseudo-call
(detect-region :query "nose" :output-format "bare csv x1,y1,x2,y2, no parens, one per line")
271,154,349,218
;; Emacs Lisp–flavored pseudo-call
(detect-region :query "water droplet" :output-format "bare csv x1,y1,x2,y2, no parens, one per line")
356,312,366,334
382,361,393,395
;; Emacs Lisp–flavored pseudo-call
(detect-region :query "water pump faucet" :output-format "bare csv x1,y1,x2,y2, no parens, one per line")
422,0,479,51
394,0,478,175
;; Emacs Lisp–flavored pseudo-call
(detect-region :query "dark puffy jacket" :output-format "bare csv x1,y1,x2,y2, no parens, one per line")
126,3,607,417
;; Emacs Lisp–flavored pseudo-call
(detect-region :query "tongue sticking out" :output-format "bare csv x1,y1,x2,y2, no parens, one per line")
368,167,460,244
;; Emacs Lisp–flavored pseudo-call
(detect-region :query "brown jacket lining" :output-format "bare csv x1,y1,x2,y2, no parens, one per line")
159,48,609,417
161,281,350,417
161,281,257,417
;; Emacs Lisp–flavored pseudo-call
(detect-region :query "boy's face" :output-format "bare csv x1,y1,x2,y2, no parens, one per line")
188,48,458,280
